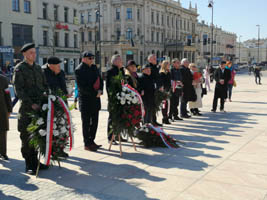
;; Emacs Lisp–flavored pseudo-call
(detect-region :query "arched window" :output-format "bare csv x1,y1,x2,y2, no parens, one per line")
126,28,133,40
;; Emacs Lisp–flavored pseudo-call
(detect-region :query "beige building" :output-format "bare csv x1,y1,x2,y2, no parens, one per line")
196,20,237,67
78,0,198,72
36,0,80,75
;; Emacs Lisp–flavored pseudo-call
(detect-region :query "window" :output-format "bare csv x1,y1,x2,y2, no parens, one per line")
43,30,48,46
167,16,169,26
80,13,84,24
65,33,69,47
151,11,154,24
81,31,84,42
116,28,121,41
73,9,77,17
126,8,132,20
156,32,159,42
151,31,154,42
161,32,164,43
24,0,31,13
96,11,100,22
137,28,140,36
12,24,33,46
54,32,59,47
12,0,20,12
88,31,92,41
54,5,58,21
161,14,164,25
88,11,91,23
137,8,140,21
116,7,120,20
172,16,174,27
43,3,47,19
74,34,77,48
64,7,69,23
126,28,132,40
156,13,159,25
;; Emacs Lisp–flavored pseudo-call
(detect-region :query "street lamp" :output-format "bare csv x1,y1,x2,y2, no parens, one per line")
239,35,242,64
256,24,260,64
208,0,214,66
95,0,102,73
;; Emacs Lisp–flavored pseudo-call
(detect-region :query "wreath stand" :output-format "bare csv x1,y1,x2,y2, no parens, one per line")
108,133,137,157
35,153,61,178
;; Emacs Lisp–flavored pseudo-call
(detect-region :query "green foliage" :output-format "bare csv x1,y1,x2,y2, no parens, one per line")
154,90,171,114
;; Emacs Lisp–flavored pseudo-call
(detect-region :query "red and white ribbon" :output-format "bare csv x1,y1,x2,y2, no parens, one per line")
122,83,145,118
4,88,10,94
58,97,74,151
147,124,177,149
171,80,178,93
44,96,54,165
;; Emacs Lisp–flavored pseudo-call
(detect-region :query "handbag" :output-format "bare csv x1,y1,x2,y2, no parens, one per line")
202,87,207,96
233,80,237,87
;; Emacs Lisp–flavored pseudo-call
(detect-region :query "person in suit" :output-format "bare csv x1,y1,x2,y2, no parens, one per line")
211,61,231,112
0,75,12,160
179,58,195,118
106,54,124,144
75,52,103,152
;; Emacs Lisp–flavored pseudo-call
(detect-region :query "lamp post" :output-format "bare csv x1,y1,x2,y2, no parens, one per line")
239,35,242,64
256,24,260,64
95,0,102,73
208,0,214,66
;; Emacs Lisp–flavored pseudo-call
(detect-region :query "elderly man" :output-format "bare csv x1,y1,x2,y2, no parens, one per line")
0,75,12,160
211,61,231,112
179,58,195,118
13,43,48,175
75,52,103,152
144,54,163,126
106,54,124,144
42,56,70,97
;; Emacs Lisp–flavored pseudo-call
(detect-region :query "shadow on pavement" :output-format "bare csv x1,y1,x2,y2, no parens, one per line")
0,191,20,200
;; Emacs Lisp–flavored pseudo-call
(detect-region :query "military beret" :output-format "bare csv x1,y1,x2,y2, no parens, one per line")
48,56,62,65
82,51,94,58
126,60,137,67
21,43,35,53
142,64,150,70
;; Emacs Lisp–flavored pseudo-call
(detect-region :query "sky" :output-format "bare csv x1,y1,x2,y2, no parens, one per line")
180,0,267,42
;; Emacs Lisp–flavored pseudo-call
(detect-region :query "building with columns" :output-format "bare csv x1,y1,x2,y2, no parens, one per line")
78,0,198,72
196,20,237,67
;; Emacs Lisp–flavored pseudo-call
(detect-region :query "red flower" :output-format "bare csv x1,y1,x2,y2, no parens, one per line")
126,122,131,127
134,110,139,117
151,130,155,134
128,114,132,119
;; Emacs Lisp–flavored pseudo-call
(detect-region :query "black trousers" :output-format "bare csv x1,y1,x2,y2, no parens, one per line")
0,131,7,156
169,92,181,118
161,100,169,118
255,75,261,84
20,131,38,169
180,96,188,116
81,111,99,146
212,88,226,111
144,104,153,124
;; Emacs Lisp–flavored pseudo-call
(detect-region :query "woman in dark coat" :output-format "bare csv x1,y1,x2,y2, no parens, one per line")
159,60,172,124
124,60,138,89
0,74,12,160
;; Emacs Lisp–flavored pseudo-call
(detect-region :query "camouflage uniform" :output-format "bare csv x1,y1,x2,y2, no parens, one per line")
13,61,47,169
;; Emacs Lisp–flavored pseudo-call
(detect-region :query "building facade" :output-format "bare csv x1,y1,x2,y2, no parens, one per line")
196,20,237,67
36,0,80,75
78,0,198,72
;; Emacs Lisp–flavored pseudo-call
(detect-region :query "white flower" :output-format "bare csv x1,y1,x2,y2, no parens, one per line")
49,95,56,101
60,118,65,125
63,114,67,119
121,100,126,105
60,127,67,133
39,129,47,136
53,123,57,130
36,118,44,125
144,128,149,132
53,117,57,122
53,130,59,136
42,104,48,111
120,92,125,97
127,101,131,104
122,87,126,92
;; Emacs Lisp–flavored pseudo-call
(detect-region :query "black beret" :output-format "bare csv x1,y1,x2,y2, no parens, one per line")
21,43,35,53
48,56,62,65
221,61,226,65
82,51,94,58
126,60,137,67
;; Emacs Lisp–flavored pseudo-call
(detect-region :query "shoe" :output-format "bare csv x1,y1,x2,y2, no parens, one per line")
108,140,118,145
229,99,232,102
220,109,226,113
162,118,171,124
196,112,202,116
153,121,163,127
25,169,36,175
84,145,98,152
211,109,216,112
181,114,191,118
259,83,262,85
93,142,102,149
39,163,49,170
0,154,9,160
173,116,183,121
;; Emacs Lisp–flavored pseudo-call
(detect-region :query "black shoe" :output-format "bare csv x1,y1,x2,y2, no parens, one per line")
211,109,216,112
93,142,102,148
84,145,98,152
108,140,118,145
196,112,202,116
153,121,163,127
181,114,191,118
0,154,9,160
39,163,49,170
162,118,171,124
173,116,183,121
25,168,36,175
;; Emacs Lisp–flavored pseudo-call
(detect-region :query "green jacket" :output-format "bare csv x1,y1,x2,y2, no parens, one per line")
0,75,12,132
13,61,47,132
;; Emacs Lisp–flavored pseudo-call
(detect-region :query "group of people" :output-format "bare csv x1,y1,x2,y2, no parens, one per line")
0,42,237,175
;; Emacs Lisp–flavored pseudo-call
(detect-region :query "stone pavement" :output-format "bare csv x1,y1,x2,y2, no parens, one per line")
1,70,267,200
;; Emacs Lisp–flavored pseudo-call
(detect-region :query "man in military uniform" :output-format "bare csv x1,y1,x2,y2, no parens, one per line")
75,52,103,152
13,43,49,175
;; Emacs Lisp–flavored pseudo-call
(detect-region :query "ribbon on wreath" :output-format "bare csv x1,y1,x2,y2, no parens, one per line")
147,124,177,149
44,96,54,166
58,97,74,150
122,83,145,118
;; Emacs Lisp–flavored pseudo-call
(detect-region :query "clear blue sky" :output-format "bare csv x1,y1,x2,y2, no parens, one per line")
180,0,267,42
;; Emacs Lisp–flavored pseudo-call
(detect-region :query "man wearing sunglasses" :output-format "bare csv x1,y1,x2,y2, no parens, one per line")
75,52,103,152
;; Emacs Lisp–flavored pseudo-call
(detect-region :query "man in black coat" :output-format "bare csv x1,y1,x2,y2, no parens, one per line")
144,54,163,126
179,58,194,118
211,61,231,112
106,54,124,144
169,59,183,121
75,52,103,151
